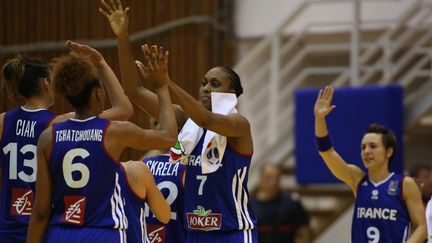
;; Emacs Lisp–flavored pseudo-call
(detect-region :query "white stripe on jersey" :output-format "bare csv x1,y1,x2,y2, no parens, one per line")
115,180,128,230
237,168,249,229
243,229,252,243
402,224,410,243
115,178,128,241
232,169,244,229
242,184,254,230
232,167,254,231
140,208,150,243
111,172,128,242
111,173,120,228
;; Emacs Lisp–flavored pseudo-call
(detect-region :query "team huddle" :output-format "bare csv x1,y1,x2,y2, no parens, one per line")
0,0,429,242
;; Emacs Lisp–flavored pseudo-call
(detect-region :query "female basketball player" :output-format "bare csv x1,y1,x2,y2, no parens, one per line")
0,41,132,243
117,159,171,243
315,86,426,243
99,1,188,242
99,1,257,242
140,45,257,243
27,43,177,243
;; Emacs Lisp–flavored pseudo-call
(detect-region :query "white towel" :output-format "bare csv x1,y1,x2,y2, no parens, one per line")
169,92,237,174
427,197,432,243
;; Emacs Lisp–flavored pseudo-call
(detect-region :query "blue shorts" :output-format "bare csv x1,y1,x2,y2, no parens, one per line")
0,227,27,243
0,232,26,243
186,229,257,243
45,226,126,243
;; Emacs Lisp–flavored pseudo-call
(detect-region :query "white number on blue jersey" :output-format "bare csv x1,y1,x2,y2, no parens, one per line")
145,181,179,220
196,175,207,196
3,142,37,182
62,148,90,188
367,226,380,243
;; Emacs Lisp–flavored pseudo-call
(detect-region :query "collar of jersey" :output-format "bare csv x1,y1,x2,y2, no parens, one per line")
20,106,47,112
69,116,97,122
369,172,395,187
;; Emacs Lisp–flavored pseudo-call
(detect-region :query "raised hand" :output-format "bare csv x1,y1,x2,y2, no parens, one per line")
314,86,336,119
135,60,149,80
66,40,104,64
99,0,129,37
137,44,170,90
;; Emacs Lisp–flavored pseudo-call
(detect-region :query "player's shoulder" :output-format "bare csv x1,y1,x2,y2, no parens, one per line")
402,175,417,189
123,160,152,182
39,126,53,144
105,120,135,135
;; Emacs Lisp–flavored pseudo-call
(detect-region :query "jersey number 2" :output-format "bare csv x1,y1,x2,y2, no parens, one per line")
145,181,179,220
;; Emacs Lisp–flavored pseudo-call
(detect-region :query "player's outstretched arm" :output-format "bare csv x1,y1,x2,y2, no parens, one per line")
315,86,364,193
106,54,178,156
100,0,186,126
404,177,427,243
51,41,133,124
69,40,133,121
27,129,53,243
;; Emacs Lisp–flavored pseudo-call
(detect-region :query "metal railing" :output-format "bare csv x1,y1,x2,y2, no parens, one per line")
235,0,432,187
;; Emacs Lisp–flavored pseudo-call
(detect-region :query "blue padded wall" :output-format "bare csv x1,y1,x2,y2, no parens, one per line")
295,85,404,184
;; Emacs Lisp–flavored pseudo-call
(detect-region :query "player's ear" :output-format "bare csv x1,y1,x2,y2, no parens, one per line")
385,147,394,159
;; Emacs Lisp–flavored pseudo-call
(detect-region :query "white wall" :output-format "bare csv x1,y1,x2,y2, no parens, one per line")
235,0,417,38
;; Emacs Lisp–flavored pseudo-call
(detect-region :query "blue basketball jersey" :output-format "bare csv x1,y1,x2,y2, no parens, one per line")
352,173,410,243
48,117,127,242
184,131,257,232
144,154,187,243
0,107,54,241
117,163,149,243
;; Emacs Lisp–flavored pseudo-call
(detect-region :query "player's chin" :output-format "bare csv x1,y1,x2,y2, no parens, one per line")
362,160,373,168
200,99,211,111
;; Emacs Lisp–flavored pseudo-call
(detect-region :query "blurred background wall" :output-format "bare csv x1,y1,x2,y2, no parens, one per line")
0,0,235,160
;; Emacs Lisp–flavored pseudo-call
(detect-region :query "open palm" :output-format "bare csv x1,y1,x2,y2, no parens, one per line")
136,44,170,90
99,0,129,37
66,40,104,64
314,86,336,118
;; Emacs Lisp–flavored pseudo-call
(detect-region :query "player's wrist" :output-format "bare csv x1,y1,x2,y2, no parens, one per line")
316,134,333,152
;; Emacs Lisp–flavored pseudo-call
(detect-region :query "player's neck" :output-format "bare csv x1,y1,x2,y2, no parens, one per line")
368,167,391,184
74,109,99,120
23,97,50,110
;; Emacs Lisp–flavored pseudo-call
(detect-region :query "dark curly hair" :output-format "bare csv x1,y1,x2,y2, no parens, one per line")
51,54,100,109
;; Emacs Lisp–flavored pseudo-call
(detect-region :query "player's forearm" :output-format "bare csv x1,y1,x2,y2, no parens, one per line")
155,85,177,143
97,59,133,121
315,116,329,137
406,224,427,243
117,35,160,118
27,211,49,243
168,81,211,127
